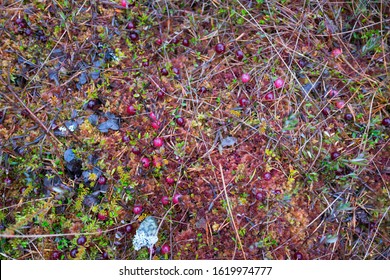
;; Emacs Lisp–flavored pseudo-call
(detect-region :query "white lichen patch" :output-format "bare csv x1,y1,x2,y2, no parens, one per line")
132,216,158,251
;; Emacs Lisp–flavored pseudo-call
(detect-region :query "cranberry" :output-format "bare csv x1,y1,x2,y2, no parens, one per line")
70,248,78,258
122,135,130,143
98,176,107,185
238,97,250,107
344,113,353,121
77,235,87,246
129,32,139,41
165,177,175,185
199,86,207,94
274,189,282,195
241,73,250,83
331,48,342,57
161,244,170,254
151,121,160,130
51,251,61,260
256,192,266,201
327,89,338,98
336,100,345,109
141,157,151,168
97,212,108,221
172,67,180,75
126,105,136,115
131,146,141,155
153,137,164,148
322,107,331,116
157,90,165,99
382,117,390,126
263,172,272,181
172,193,182,204
171,37,179,44
331,151,340,160
274,78,284,89
87,99,98,110
235,50,244,61
264,92,275,101
126,21,136,30
161,68,169,76
215,43,226,54
133,205,143,215
182,38,190,47
25,28,32,36
294,251,304,260
142,60,149,67
4,178,12,185
125,224,132,233
161,196,169,205
121,0,128,8
156,38,163,45
16,18,28,28
175,117,185,127
102,251,109,259
149,112,158,121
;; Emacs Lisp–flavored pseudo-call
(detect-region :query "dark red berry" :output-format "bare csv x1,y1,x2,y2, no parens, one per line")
125,225,132,233
142,60,149,67
199,86,207,94
182,38,190,47
133,205,143,215
235,50,244,61
274,189,282,195
98,176,107,185
129,32,139,41
161,68,169,76
256,192,266,201
102,251,109,259
172,67,180,75
77,235,87,246
238,97,250,107
294,252,304,260
141,157,150,168
331,151,341,160
131,146,141,155
161,244,170,254
161,196,169,205
16,18,28,28
322,107,331,116
264,92,275,101
153,137,164,148
215,43,226,54
382,117,390,126
157,91,165,99
97,212,108,221
175,117,185,127
126,21,136,30
122,135,130,143
70,248,78,258
172,193,182,204
165,177,175,185
156,38,163,45
263,172,272,181
126,105,136,115
171,37,179,44
52,251,61,260
344,113,353,121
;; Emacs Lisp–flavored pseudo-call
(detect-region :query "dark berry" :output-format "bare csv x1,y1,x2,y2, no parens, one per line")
344,113,353,121
25,28,32,36
98,176,107,185
126,105,136,115
175,117,185,127
238,97,250,107
129,32,139,41
142,60,149,67
16,18,27,28
294,252,304,260
156,38,163,45
52,251,61,260
235,50,244,61
161,68,169,76
322,107,331,117
102,251,109,259
133,205,143,215
215,43,226,54
4,178,12,185
171,37,179,44
172,67,180,75
161,196,169,205
126,21,136,30
199,86,207,94
298,59,307,67
327,89,338,98
131,146,141,155
274,189,282,195
331,151,340,160
122,135,130,143
87,99,98,110
125,225,132,233
172,193,182,204
382,117,390,126
70,248,78,258
77,235,87,246
157,91,165,99
256,192,266,201
153,137,164,148
161,244,170,254
263,172,272,181
182,38,190,47
39,35,48,42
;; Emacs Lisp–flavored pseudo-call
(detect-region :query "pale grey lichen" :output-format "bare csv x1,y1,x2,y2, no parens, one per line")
132,216,158,251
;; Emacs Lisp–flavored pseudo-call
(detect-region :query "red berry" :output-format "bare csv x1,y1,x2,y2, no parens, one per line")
97,212,108,221
120,0,128,8
274,78,284,89
153,137,164,148
382,117,390,126
122,135,130,143
331,151,340,160
294,252,304,260
256,192,266,201
149,112,157,121
331,48,342,57
102,251,109,259
235,50,244,61
274,189,282,195
129,32,139,41
327,89,338,98
182,38,190,47
175,117,185,127
98,176,107,185
51,251,61,260
126,21,136,29
141,157,151,168
172,67,180,75
238,97,250,107
322,107,331,116
172,193,182,204
199,86,207,94
165,177,175,185
344,113,353,121
241,73,250,83
151,121,160,130
125,225,132,233
156,38,163,45
157,90,165,99
161,244,170,254
215,43,226,54
263,172,272,181
264,92,275,101
161,68,169,76
77,235,87,246
171,37,179,44
133,205,143,215
131,146,141,155
126,105,136,115
336,100,345,109
161,196,169,205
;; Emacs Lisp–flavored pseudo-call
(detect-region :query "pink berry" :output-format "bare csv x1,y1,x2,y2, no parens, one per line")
241,73,250,83
120,0,128,8
327,89,338,98
336,100,345,109
133,205,143,215
274,78,284,89
161,196,169,205
331,48,342,57
263,172,272,181
153,137,164,148
264,92,275,101
238,97,250,107
161,244,170,254
149,112,157,122
172,193,182,204
165,177,175,185
141,157,150,168
151,121,160,130
98,176,107,185
126,105,136,115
